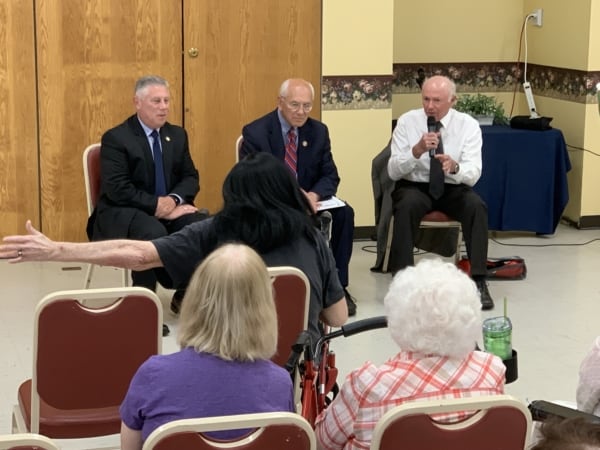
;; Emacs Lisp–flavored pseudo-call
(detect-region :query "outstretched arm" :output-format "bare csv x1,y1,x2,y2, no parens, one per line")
1,220,161,271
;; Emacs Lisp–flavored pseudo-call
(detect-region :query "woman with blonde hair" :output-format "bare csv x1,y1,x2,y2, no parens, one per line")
119,243,294,450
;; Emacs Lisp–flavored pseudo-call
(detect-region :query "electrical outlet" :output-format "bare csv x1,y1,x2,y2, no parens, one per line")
530,8,543,27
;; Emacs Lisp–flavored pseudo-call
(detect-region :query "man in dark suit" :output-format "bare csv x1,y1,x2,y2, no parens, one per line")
89,75,208,326
240,78,357,315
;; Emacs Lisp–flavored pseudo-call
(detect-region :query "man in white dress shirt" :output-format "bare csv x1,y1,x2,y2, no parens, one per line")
387,75,494,310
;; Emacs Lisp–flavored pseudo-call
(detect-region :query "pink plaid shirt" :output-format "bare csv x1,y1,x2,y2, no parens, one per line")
315,350,506,450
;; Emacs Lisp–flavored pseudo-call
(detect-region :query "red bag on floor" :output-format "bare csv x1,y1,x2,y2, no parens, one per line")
457,257,527,280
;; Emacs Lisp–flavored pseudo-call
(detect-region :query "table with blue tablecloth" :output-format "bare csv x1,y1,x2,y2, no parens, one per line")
474,126,571,234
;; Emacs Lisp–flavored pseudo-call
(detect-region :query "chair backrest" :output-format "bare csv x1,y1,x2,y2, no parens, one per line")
267,267,310,368
30,287,163,433
370,395,532,450
143,412,316,450
235,135,243,163
83,143,102,215
0,433,60,450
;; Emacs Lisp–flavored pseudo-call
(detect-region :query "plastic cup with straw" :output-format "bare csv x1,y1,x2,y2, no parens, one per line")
482,297,513,360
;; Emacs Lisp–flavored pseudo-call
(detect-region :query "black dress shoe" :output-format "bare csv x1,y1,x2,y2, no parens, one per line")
162,323,170,337
475,279,495,310
344,288,357,316
170,289,185,315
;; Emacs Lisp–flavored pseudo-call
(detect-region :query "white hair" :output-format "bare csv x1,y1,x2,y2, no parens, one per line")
384,258,482,359
279,78,315,98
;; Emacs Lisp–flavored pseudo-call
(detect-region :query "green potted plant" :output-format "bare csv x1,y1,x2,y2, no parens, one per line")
454,93,508,125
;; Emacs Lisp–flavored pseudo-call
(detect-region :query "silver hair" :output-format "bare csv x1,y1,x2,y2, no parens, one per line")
134,75,169,97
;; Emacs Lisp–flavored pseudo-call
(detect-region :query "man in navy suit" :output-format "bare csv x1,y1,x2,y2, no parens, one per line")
240,78,356,315
89,76,208,329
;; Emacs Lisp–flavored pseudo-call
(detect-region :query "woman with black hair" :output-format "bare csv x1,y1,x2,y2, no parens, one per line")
1,152,348,341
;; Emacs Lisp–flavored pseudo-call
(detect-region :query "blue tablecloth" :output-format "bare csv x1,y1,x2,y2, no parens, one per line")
474,126,571,234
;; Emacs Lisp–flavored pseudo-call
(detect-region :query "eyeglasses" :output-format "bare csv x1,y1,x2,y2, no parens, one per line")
283,100,313,112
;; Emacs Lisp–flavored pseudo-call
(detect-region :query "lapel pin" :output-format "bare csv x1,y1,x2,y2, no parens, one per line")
302,141,308,147
166,136,171,142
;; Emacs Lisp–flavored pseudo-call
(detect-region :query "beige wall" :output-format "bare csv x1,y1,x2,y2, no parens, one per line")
523,0,591,69
324,110,391,224
323,0,392,74
393,0,523,63
322,0,394,227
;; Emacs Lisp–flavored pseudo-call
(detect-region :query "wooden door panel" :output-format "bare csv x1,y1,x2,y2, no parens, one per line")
183,0,322,212
36,0,182,241
0,1,38,238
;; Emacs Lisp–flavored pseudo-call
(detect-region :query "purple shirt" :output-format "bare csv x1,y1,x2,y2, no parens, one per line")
120,347,294,441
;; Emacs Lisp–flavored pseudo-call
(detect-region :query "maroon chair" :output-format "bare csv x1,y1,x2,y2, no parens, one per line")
12,287,162,444
268,267,310,410
268,267,310,368
82,143,129,288
370,395,532,450
142,412,316,450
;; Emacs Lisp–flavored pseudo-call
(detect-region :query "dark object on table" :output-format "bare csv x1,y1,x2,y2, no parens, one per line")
510,115,553,131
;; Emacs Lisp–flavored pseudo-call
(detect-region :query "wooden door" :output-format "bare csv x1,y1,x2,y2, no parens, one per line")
0,1,39,238
36,0,182,241
183,0,322,212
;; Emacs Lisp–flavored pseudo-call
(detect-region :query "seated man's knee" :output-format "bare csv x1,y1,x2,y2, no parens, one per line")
130,217,168,241
463,192,488,213
393,188,426,210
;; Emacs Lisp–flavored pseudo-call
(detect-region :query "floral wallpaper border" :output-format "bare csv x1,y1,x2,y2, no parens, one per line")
321,75,393,110
392,62,600,105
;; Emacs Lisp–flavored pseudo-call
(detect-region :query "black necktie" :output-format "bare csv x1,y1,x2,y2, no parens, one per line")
150,130,167,196
428,121,445,199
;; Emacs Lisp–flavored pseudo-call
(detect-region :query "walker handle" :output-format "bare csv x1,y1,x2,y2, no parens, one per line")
340,315,387,337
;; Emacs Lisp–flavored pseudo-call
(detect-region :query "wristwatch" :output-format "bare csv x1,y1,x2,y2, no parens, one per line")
169,194,181,206
451,163,460,174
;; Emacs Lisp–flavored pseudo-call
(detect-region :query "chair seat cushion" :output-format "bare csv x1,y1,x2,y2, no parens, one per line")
422,211,455,222
18,379,121,438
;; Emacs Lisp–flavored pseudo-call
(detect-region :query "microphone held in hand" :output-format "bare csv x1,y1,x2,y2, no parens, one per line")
427,116,437,157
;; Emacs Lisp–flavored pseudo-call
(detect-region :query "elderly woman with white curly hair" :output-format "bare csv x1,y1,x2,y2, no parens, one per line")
315,258,506,450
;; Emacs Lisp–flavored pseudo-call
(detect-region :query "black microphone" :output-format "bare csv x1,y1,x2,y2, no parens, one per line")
427,116,437,157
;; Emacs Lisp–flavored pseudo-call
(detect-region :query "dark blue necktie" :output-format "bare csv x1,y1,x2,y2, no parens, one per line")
428,121,445,199
150,130,166,196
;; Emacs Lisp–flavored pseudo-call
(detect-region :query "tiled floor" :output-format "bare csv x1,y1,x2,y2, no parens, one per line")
1,222,600,447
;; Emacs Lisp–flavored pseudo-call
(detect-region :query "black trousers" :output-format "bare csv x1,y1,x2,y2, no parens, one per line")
388,180,489,277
